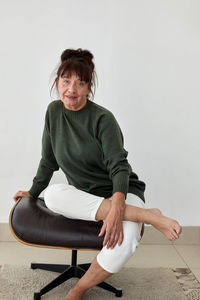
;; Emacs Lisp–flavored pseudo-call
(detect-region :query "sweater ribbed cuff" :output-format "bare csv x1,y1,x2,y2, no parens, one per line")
28,186,42,199
112,171,129,199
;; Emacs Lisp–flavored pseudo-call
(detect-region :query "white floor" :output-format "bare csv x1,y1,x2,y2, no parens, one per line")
1,242,200,283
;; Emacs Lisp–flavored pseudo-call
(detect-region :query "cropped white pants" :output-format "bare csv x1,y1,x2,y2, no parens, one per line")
44,183,145,273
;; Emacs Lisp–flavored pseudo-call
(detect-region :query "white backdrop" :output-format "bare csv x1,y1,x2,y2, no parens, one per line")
0,0,199,225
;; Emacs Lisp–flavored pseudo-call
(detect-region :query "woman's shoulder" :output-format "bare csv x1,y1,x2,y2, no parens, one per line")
47,99,62,111
89,100,115,120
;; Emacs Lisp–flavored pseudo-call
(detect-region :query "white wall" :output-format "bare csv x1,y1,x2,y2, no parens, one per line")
1,0,199,225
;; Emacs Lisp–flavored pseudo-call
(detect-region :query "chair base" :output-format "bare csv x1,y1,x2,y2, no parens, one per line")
32,250,122,299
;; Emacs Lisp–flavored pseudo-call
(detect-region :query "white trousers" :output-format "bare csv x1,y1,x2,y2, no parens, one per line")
44,183,145,273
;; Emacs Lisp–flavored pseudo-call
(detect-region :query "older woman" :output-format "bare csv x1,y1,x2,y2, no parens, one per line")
13,48,182,300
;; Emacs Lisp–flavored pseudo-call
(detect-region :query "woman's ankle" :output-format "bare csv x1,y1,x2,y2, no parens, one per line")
72,283,88,296
138,208,158,225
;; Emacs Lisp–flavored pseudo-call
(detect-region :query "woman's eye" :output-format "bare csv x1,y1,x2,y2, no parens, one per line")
78,82,84,86
64,80,69,84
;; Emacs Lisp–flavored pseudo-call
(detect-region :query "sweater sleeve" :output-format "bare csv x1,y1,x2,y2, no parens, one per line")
97,112,132,199
28,106,59,198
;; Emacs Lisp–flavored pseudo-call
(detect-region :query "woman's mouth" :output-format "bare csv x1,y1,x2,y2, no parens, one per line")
65,95,77,100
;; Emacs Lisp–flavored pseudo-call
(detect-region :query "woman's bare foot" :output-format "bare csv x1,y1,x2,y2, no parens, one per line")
147,208,182,241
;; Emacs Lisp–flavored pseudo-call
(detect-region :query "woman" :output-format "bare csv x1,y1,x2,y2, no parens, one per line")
13,48,182,300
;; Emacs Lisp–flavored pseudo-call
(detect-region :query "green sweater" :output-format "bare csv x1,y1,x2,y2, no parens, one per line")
28,99,146,202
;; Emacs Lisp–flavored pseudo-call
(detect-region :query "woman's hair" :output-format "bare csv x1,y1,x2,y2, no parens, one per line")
50,48,97,100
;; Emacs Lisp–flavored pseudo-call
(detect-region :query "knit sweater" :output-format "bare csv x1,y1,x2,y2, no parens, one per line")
28,99,146,202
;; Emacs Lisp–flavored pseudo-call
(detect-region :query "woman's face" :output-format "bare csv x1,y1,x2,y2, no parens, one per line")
57,73,90,111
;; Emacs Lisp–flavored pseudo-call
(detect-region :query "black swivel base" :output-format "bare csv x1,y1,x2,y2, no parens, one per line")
32,250,122,299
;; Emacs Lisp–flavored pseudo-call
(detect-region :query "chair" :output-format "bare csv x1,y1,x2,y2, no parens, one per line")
9,196,144,299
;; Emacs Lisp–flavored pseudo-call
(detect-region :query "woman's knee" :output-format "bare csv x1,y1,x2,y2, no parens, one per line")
122,220,142,246
121,221,142,255
97,238,139,273
97,221,142,273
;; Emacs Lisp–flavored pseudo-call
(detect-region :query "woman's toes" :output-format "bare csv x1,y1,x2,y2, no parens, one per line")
169,232,177,241
173,222,182,235
168,234,174,241
172,230,179,239
177,225,182,234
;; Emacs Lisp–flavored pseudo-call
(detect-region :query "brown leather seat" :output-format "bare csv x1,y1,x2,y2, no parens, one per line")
10,196,104,250
9,196,125,299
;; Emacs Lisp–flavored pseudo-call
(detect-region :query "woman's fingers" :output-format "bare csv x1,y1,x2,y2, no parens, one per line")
106,233,115,249
99,219,124,249
118,230,124,246
13,192,21,202
110,228,124,249
100,223,115,248
98,223,106,237
107,228,122,249
103,227,111,247
13,191,33,202
105,225,118,248
110,234,120,249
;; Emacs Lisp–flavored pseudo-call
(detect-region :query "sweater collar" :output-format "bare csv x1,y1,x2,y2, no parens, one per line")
62,98,91,117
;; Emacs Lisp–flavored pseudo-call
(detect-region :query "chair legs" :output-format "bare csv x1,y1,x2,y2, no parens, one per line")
32,250,122,299
31,262,68,273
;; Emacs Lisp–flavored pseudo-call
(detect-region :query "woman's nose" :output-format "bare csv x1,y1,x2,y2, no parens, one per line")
68,82,77,93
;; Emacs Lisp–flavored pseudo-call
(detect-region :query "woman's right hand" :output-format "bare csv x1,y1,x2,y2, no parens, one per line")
13,191,33,203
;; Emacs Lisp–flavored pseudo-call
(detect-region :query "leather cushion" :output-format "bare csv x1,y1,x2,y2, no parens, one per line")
10,197,104,249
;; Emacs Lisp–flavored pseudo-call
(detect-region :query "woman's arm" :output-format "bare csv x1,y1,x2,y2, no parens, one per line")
97,112,132,199
28,106,59,198
97,113,131,248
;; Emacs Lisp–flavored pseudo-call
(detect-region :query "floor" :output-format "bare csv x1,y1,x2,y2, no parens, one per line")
1,242,200,283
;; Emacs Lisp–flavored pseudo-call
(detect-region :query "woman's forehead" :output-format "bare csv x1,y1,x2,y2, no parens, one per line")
61,71,83,79
61,70,78,77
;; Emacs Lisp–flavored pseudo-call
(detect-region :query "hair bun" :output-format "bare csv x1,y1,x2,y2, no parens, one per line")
61,48,93,64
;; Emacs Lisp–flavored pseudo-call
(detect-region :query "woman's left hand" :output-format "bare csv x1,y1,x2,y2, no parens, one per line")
98,204,125,249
